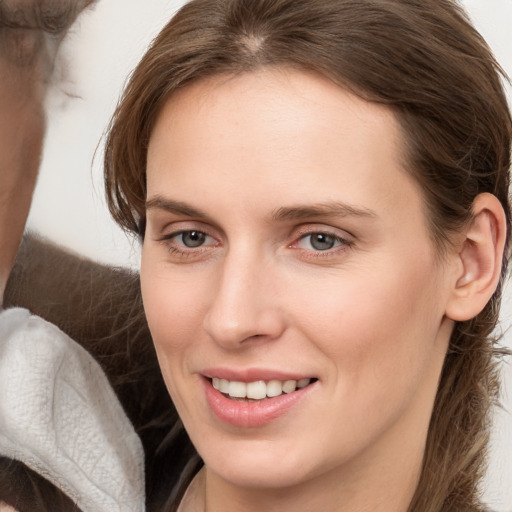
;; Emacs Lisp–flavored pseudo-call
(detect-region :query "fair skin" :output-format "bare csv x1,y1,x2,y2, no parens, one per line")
141,69,506,512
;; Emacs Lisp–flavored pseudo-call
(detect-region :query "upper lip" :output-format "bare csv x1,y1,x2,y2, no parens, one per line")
201,367,316,382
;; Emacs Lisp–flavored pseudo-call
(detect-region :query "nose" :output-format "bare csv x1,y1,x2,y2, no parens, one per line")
202,251,286,349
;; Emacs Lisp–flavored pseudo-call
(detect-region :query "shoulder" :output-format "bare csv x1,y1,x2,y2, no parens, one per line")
0,308,145,512
0,307,101,396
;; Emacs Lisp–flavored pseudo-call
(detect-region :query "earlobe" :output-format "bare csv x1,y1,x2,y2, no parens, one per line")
445,193,507,322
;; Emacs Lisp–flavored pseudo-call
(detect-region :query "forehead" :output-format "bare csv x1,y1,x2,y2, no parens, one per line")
149,68,406,174
152,68,401,146
146,69,426,233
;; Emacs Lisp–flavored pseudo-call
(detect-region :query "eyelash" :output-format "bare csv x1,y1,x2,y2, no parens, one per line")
158,228,353,260
159,230,218,258
290,229,353,259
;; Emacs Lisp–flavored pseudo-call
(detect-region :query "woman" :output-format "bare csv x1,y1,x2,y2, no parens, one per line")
102,0,511,511
2,0,510,510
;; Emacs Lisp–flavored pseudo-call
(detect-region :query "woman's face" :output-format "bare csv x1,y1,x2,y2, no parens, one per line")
142,69,454,493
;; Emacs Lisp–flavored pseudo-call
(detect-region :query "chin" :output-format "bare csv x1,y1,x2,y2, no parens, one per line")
213,462,310,490
198,438,322,490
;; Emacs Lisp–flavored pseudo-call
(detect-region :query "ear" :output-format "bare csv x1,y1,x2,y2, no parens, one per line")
445,193,507,322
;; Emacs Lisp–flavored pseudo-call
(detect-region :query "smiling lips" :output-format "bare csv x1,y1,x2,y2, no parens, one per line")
212,377,312,400
204,376,316,427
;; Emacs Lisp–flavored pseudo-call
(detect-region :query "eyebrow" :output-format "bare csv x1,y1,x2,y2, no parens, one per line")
146,196,378,223
271,202,378,221
145,197,213,221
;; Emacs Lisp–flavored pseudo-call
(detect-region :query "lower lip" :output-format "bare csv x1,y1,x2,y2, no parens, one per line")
203,378,315,427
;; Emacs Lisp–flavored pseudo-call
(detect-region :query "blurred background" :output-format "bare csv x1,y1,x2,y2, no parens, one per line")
25,0,512,509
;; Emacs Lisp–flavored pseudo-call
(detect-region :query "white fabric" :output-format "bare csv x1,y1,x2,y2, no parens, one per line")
0,308,145,512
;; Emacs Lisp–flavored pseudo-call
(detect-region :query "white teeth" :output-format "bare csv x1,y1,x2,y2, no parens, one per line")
246,380,267,400
211,377,230,393
211,377,312,399
219,379,230,393
282,380,297,394
228,381,247,398
266,380,283,397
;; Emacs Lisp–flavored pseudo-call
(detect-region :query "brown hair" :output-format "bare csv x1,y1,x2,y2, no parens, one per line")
104,1,512,510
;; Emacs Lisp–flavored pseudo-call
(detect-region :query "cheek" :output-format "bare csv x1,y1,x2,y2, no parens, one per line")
283,259,448,462
140,254,209,366
140,270,198,415
293,256,446,396
142,278,193,348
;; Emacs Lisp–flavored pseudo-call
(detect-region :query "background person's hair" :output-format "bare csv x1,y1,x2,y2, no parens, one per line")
104,0,512,510
0,0,98,80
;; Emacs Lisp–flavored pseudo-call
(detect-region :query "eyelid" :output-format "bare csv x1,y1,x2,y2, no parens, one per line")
150,218,222,260
288,224,354,255
155,228,220,262
291,224,354,243
159,228,219,246
151,219,218,241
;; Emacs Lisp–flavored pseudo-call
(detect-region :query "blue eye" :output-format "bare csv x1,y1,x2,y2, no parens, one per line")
158,228,218,260
308,233,337,251
178,231,207,247
297,232,347,252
